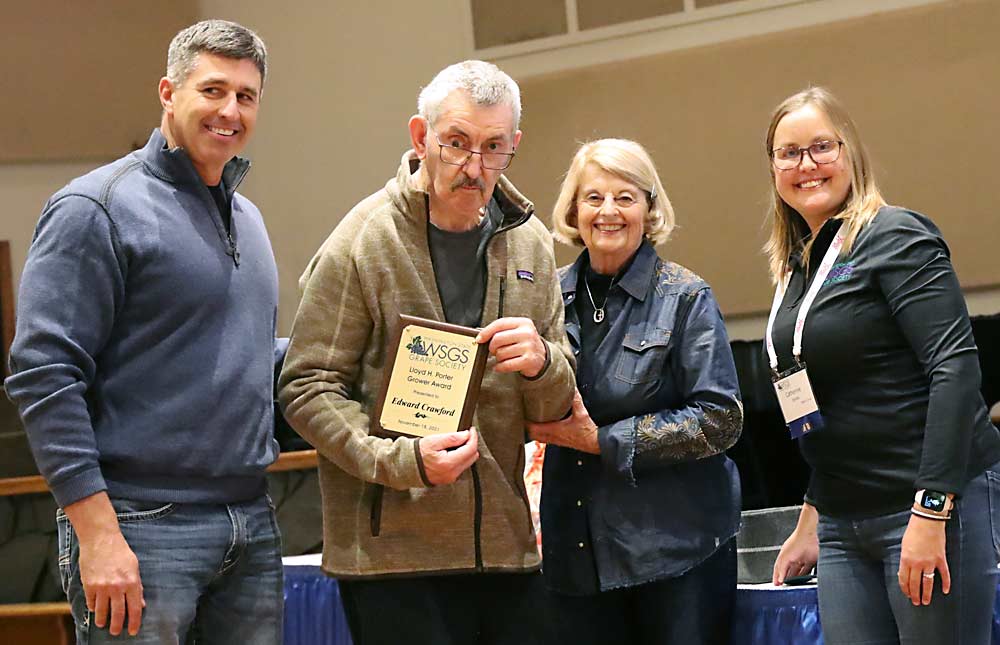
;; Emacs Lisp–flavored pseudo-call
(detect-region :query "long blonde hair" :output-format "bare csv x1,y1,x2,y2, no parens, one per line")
763,87,886,282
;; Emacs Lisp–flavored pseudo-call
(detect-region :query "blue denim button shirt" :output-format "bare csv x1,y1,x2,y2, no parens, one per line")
541,241,743,594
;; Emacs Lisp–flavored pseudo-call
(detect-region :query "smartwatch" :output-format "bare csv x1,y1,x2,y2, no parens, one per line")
913,489,953,520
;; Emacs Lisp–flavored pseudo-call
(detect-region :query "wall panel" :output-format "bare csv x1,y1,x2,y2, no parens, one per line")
509,0,1000,315
1,1,198,162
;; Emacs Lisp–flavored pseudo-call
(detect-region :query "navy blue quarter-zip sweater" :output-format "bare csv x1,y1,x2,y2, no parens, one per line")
5,129,279,508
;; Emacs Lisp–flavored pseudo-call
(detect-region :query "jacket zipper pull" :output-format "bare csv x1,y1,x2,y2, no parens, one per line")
228,233,240,267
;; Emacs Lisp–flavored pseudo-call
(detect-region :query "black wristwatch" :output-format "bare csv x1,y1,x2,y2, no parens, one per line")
913,489,953,520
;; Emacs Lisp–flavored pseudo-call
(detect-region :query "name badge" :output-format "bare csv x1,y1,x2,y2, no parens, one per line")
772,363,824,439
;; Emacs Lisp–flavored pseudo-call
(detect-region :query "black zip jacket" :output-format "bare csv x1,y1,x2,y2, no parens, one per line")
770,206,1000,519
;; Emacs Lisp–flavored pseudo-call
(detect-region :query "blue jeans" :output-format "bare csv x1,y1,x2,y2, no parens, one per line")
816,466,1000,644
57,495,283,644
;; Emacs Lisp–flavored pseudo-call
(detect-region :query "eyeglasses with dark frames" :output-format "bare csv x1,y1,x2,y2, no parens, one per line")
770,140,844,171
432,129,516,171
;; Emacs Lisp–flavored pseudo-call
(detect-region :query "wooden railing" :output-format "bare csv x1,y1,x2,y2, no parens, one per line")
0,602,73,645
0,602,72,617
0,449,318,498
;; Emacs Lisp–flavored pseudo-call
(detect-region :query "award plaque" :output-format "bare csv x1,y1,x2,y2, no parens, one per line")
371,314,489,438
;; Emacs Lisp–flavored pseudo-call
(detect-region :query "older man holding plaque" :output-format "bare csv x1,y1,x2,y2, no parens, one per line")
279,60,575,645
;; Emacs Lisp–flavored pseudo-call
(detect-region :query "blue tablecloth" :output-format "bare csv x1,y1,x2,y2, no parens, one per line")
283,564,353,645
282,563,1000,645
730,582,1000,645
731,584,823,645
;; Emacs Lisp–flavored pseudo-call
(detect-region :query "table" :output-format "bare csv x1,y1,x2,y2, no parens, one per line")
283,556,352,645
731,582,1000,645
282,557,1000,645
731,584,822,645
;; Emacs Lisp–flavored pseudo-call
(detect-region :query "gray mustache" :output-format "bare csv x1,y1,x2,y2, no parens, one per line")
451,176,485,192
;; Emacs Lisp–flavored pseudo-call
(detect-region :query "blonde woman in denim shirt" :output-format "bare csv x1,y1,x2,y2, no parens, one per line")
527,139,743,644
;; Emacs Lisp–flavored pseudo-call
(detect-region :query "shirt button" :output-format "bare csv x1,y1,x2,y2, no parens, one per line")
640,340,646,346
577,460,583,466
576,500,582,507
578,542,585,549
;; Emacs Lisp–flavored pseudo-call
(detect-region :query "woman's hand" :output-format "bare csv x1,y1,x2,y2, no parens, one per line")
897,514,950,606
772,503,819,585
526,390,600,454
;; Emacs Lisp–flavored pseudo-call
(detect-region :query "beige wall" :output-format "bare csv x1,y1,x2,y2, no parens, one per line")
2,0,998,339
193,0,474,333
1,2,192,304
509,0,1000,315
1,1,197,162
1,1,474,335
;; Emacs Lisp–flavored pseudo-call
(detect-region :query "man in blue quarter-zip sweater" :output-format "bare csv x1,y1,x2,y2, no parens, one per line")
5,20,282,644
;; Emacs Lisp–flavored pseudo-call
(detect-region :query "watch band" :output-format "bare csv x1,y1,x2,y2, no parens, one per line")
911,508,948,521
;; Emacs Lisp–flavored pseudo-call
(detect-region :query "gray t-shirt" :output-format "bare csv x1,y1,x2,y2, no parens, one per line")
428,199,501,327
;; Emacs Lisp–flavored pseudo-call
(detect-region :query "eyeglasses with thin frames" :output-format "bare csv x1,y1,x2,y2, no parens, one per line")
770,140,843,171
577,192,644,209
432,129,516,171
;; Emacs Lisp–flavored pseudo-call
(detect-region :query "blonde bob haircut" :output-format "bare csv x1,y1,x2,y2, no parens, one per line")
552,139,675,247
764,87,886,282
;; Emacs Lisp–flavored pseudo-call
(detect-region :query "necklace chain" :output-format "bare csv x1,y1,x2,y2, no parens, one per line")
584,273,615,324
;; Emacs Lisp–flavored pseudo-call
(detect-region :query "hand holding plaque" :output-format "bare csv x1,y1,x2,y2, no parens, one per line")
475,316,548,378
372,315,489,438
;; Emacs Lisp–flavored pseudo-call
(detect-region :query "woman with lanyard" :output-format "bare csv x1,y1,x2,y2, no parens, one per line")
527,138,743,644
765,87,1000,644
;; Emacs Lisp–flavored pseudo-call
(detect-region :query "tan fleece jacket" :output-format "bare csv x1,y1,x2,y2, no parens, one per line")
279,151,575,578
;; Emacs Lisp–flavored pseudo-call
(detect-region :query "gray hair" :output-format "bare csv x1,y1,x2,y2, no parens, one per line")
552,139,676,247
166,20,267,87
418,60,521,129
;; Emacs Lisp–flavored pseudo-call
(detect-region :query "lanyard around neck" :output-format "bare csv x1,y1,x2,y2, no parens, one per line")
765,221,847,371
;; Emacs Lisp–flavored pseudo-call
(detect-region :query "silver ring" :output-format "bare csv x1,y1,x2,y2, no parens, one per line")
922,572,935,579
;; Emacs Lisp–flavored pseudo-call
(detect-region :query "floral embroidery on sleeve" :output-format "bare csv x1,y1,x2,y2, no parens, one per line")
635,401,743,464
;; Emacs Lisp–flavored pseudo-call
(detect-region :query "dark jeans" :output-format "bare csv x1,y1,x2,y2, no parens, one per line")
543,538,737,645
57,496,283,644
339,571,549,645
816,464,1000,644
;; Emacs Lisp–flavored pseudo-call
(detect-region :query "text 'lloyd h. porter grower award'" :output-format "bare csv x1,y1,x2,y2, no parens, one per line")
372,314,489,438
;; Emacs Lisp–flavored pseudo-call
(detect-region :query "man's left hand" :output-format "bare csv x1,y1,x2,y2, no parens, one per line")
477,317,546,378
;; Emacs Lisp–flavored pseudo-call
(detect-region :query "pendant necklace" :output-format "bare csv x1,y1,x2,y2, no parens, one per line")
584,273,616,324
